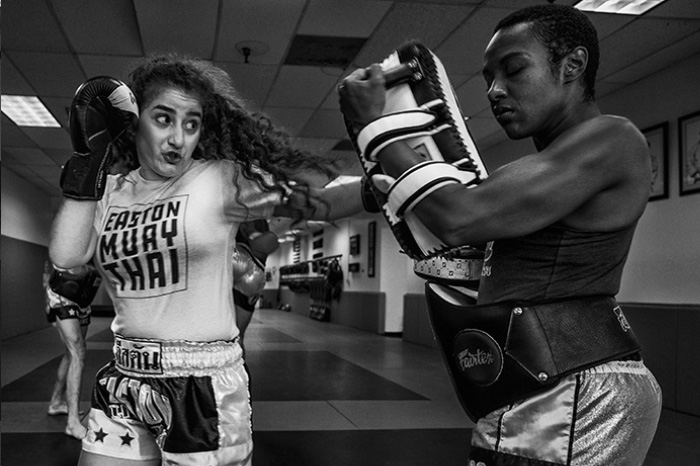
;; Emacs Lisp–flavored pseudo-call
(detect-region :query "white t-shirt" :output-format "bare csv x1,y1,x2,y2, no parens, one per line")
94,159,281,341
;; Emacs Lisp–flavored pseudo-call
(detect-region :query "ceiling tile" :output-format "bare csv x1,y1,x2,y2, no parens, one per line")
355,2,477,68
2,0,71,53
135,0,219,58
51,1,142,55
585,12,636,41
455,74,492,119
645,0,700,19
30,164,63,181
215,63,279,111
6,52,86,98
3,147,57,166
265,66,340,108
300,109,348,139
299,0,392,37
262,107,315,137
1,116,40,149
434,7,508,77
291,138,340,155
1,56,37,95
1,161,38,183
215,0,306,65
602,31,700,83
481,0,576,7
79,55,145,83
44,148,72,166
598,17,700,79
21,127,72,151
320,85,345,111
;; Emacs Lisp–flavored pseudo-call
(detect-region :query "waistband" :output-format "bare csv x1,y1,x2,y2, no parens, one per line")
113,334,242,378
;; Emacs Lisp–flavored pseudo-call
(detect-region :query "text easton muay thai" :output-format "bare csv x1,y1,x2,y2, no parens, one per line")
99,196,188,298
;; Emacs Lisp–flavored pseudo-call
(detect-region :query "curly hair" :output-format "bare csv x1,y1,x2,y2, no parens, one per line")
495,4,599,102
111,53,338,215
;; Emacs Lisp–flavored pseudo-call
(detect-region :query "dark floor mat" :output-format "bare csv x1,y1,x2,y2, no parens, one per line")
252,429,472,466
1,432,83,466
0,429,471,466
1,350,112,402
86,328,114,342
246,350,425,401
244,327,301,343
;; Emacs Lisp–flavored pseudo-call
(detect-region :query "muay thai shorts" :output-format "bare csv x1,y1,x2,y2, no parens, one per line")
45,286,91,326
469,359,662,465
82,334,252,465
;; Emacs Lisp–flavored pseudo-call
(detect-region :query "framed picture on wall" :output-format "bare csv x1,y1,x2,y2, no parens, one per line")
642,122,669,201
349,234,360,255
679,110,700,196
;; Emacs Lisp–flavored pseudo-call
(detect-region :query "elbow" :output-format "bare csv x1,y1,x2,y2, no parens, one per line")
48,244,93,270
416,198,491,247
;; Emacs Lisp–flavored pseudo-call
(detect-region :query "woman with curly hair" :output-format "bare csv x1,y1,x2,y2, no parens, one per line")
49,53,363,466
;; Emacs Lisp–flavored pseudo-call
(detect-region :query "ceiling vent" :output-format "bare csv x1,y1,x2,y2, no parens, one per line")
284,35,367,68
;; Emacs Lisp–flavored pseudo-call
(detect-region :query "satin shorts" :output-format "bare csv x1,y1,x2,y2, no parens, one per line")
470,360,662,466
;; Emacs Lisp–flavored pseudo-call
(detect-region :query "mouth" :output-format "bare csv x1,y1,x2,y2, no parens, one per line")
492,105,513,118
493,106,516,124
162,151,182,165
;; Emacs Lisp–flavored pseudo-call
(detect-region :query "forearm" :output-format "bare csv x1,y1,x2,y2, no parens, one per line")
274,176,365,221
49,199,98,268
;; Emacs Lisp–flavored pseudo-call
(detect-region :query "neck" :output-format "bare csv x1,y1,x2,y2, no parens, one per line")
533,101,600,150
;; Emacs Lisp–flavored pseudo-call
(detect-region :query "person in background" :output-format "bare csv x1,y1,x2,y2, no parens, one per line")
44,260,101,440
339,4,661,465
50,53,363,466
232,219,280,349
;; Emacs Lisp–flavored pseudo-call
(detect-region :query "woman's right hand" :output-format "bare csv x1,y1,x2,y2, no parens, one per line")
337,64,386,131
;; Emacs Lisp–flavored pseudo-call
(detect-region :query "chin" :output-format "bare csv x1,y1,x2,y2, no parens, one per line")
502,126,529,140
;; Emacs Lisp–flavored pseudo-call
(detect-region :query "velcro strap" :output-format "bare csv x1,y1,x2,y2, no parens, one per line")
357,99,445,162
385,161,469,219
108,83,139,117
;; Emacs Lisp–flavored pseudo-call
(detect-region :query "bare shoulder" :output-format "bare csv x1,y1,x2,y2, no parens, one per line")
589,114,649,180
560,114,652,230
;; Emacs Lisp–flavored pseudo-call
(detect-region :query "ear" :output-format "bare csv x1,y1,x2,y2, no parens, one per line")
562,46,588,84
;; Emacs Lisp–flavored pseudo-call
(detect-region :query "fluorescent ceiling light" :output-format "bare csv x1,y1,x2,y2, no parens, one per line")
575,0,667,15
1,95,61,127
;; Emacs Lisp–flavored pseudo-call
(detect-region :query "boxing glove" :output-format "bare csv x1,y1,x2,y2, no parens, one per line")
233,221,279,311
49,262,102,308
61,76,139,200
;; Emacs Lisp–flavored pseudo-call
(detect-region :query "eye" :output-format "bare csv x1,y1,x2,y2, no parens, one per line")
155,113,171,125
185,119,201,132
505,65,523,77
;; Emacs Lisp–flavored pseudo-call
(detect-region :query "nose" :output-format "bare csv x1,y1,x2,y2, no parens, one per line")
487,78,507,103
168,125,184,148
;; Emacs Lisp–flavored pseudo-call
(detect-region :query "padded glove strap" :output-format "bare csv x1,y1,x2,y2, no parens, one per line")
357,100,447,162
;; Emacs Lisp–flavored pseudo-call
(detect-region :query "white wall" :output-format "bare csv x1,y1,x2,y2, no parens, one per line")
602,54,700,305
1,167,54,246
1,166,113,306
